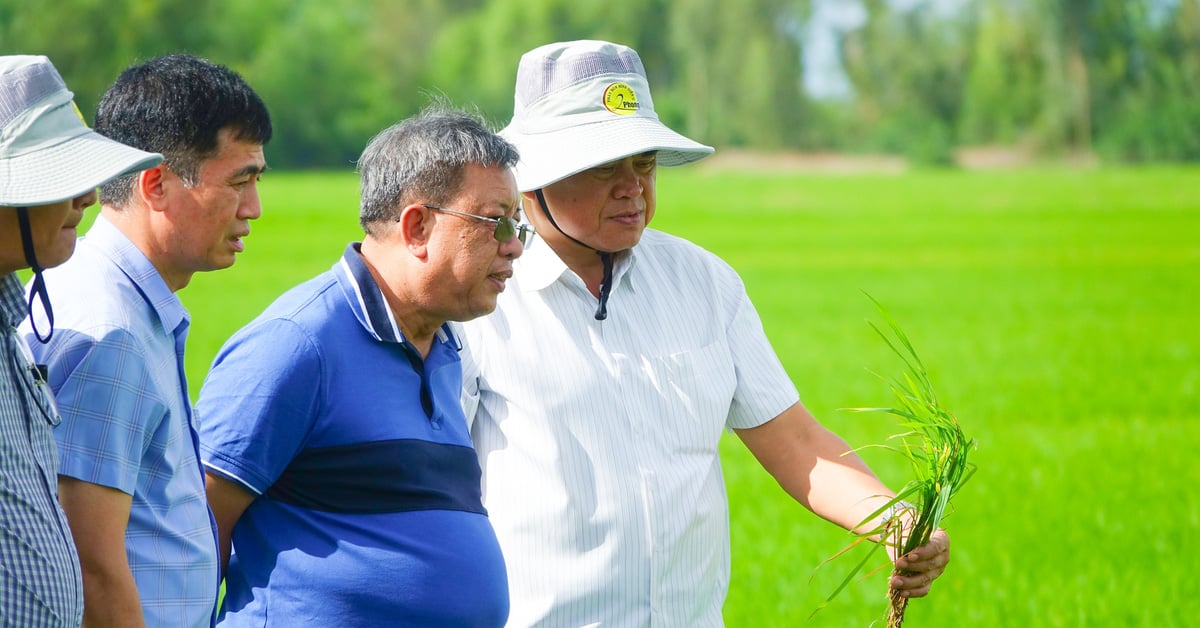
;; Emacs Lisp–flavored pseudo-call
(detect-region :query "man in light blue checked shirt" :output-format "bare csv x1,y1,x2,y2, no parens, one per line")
1,54,162,627
20,54,271,628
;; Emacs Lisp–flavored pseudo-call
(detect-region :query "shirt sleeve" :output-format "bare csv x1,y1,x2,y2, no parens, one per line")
725,284,801,430
40,327,166,494
196,318,324,495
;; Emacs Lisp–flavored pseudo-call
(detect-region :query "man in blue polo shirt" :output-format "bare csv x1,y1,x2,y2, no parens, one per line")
197,106,528,626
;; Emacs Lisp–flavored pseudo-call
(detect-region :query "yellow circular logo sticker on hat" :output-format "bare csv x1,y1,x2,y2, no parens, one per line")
602,83,639,115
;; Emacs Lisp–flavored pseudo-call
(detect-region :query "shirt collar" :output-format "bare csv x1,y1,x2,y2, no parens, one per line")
86,214,188,334
516,237,638,294
0,273,26,327
334,242,455,348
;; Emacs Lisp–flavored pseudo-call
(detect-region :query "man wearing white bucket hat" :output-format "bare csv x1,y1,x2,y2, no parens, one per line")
20,54,271,628
0,54,162,627
458,40,952,625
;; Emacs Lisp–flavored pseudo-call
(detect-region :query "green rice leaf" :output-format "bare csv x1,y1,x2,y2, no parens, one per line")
812,295,977,621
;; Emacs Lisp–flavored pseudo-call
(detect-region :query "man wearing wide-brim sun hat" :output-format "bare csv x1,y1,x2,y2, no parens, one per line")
457,39,953,626
0,54,161,627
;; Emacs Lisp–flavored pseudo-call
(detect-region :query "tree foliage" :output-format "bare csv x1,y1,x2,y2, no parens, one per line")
2,0,1197,167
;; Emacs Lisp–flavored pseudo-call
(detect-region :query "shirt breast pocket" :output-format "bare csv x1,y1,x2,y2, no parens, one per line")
13,333,61,427
31,377,61,427
644,340,737,455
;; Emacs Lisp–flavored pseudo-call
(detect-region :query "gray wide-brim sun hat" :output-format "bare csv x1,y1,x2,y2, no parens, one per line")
500,40,714,192
0,55,163,207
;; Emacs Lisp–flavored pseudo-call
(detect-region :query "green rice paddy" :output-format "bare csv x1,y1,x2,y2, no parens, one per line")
178,164,1199,626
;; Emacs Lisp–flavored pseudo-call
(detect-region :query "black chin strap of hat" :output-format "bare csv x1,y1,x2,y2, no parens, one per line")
15,207,54,343
535,189,614,321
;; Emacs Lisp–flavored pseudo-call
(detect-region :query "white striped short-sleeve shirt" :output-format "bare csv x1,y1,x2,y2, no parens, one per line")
459,228,799,627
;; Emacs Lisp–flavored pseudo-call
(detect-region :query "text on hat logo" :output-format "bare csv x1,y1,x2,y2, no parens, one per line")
602,83,639,116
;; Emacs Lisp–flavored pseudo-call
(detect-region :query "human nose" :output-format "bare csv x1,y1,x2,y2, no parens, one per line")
611,163,644,199
239,183,263,220
499,229,524,259
73,189,98,210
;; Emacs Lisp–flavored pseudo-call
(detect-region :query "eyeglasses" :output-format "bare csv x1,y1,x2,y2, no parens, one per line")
422,204,535,246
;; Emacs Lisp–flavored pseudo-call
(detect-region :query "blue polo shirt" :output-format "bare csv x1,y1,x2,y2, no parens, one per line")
197,244,508,627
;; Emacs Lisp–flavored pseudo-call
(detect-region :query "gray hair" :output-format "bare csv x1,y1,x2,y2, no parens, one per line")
358,105,518,236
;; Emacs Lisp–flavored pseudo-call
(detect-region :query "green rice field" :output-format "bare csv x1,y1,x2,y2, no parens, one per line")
177,164,1199,626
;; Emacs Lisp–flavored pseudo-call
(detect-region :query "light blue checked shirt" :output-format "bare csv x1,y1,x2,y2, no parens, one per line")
21,216,219,628
1,272,83,628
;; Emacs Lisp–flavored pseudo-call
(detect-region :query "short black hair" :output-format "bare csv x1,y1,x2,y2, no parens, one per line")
95,54,272,206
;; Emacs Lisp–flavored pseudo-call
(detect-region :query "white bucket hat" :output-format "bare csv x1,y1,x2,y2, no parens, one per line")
0,55,163,207
500,40,714,192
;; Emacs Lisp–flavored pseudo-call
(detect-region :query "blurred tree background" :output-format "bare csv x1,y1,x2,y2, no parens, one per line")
2,0,1197,168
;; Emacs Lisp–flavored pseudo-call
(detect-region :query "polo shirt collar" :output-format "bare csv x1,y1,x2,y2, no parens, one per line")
87,214,188,334
334,243,456,348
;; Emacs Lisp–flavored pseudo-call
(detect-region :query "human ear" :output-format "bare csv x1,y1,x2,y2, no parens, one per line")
396,203,431,260
138,165,168,211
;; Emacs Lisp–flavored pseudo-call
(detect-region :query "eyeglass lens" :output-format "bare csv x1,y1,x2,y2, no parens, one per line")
495,217,532,246
422,204,531,246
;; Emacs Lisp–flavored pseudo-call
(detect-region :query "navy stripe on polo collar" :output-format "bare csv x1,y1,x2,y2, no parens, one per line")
334,242,457,349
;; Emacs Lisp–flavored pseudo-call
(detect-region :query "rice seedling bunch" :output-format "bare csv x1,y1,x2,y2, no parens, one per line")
825,296,977,626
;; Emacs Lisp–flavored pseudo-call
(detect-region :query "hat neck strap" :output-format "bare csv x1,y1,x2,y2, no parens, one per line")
15,207,55,343
534,188,614,321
